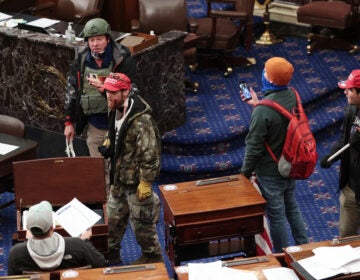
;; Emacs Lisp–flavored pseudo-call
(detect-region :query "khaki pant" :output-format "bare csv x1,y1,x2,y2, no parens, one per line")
339,185,360,237
86,123,110,194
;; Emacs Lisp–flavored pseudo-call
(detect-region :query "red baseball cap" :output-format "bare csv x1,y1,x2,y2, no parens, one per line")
338,70,360,89
103,73,131,92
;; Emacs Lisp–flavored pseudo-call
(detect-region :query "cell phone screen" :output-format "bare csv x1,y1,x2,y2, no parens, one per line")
239,82,251,100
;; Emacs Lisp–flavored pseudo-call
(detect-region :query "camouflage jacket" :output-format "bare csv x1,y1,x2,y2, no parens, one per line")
108,94,161,186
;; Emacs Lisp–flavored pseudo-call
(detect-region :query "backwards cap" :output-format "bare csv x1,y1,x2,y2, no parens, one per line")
26,200,53,237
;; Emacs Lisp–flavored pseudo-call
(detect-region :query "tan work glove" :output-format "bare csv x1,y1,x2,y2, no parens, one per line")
136,180,152,201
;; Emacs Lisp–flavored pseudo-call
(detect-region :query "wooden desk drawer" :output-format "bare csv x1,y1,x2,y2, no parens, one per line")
176,216,263,245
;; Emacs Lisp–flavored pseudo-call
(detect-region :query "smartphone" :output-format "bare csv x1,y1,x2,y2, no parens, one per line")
239,81,251,101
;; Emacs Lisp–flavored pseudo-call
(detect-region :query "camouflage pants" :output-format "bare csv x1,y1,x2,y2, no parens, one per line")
107,183,162,255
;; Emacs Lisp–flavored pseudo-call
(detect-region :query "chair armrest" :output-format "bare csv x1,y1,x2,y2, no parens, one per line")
130,19,140,32
28,1,56,13
75,9,101,21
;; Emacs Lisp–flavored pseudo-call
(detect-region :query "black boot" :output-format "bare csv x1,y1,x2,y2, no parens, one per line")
107,249,122,265
131,253,163,265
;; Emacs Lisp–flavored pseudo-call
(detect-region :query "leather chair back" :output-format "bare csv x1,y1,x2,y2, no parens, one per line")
0,115,25,138
138,0,188,34
56,0,103,23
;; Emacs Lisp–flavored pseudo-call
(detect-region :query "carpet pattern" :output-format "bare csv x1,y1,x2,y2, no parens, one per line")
1,1,360,278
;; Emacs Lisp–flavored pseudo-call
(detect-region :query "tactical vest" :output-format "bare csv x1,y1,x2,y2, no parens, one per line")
81,66,112,115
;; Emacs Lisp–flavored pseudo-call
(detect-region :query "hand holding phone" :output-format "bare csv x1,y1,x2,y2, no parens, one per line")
239,82,252,101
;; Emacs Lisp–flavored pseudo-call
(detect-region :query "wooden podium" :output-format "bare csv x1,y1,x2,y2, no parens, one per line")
12,157,108,255
159,174,266,268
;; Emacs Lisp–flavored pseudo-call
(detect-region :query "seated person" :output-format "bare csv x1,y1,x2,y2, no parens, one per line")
7,200,106,275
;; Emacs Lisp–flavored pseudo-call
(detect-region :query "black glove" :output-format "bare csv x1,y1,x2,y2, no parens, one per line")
350,131,360,151
320,155,333,169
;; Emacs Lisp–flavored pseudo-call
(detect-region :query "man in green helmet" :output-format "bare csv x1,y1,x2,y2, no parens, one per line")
63,18,137,265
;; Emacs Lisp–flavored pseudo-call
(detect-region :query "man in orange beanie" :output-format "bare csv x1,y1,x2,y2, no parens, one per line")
240,57,309,253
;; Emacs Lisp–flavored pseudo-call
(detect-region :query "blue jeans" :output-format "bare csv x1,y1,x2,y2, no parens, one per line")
257,175,308,253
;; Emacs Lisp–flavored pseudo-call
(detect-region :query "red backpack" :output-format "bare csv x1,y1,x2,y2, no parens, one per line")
254,88,318,179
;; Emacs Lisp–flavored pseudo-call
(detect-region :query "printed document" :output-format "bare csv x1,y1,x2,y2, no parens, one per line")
55,198,101,237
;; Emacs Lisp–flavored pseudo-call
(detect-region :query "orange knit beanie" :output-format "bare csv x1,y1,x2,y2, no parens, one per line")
265,57,294,86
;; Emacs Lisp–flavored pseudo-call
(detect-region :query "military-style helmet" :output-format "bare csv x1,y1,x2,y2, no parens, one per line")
83,18,111,40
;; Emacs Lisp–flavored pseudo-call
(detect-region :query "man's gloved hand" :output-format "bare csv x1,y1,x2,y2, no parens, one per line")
320,155,333,169
137,181,152,201
350,131,360,151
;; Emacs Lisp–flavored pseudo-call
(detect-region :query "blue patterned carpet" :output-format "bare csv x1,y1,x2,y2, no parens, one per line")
1,1,360,278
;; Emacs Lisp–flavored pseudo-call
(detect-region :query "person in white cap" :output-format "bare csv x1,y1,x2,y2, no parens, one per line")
320,69,360,237
7,201,106,275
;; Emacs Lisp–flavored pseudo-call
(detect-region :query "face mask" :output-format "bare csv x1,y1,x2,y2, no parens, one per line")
261,70,288,93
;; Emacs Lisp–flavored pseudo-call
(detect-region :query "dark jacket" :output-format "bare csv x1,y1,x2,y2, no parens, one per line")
326,105,360,202
241,87,297,177
7,237,106,275
64,41,137,135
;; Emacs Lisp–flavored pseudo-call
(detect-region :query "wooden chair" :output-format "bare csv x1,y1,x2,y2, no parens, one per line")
297,0,359,54
0,115,25,210
28,0,104,24
190,0,256,76
130,0,201,93
12,157,109,255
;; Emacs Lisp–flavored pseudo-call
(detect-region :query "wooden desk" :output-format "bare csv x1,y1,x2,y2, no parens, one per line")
0,133,37,209
175,255,281,280
0,133,37,178
284,237,360,279
0,274,49,280
58,263,168,280
159,174,266,268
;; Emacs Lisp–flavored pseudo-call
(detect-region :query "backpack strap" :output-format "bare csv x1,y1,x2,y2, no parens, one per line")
253,87,301,163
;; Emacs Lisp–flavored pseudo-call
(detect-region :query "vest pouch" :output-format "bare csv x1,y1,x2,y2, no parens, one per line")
80,93,108,115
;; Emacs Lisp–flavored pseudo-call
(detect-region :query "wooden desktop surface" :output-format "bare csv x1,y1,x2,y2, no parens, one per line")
58,262,168,280
175,255,281,280
0,133,37,177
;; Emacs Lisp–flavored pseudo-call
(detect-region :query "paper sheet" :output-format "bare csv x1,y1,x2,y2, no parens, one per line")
263,267,300,280
188,261,257,280
312,245,360,269
296,245,360,279
0,12,12,22
0,143,18,155
55,198,101,237
26,18,60,28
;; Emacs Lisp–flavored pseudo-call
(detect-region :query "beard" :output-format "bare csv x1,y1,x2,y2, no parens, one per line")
107,99,116,110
